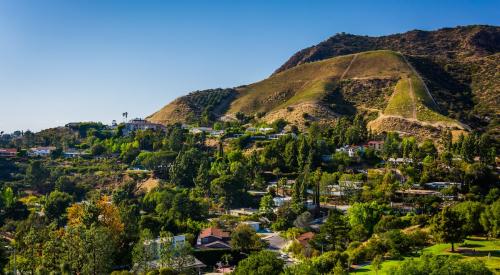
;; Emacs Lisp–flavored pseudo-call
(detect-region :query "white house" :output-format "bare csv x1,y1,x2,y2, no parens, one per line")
123,119,166,136
336,145,362,158
241,221,261,232
424,182,462,190
28,146,56,157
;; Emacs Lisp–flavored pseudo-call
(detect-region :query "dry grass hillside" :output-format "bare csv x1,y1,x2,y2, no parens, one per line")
148,25,498,138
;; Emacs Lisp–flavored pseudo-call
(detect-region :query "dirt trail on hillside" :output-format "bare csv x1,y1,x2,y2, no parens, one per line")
340,54,358,80
400,53,439,108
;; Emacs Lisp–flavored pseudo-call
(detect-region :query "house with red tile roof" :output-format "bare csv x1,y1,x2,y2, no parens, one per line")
365,140,384,151
0,148,17,158
196,227,231,249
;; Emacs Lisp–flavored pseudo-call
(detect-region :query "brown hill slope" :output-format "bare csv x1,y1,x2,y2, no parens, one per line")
148,25,499,137
147,88,236,125
274,25,499,135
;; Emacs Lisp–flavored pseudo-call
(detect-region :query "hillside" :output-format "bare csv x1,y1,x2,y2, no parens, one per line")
147,88,236,125
274,25,499,135
148,25,499,138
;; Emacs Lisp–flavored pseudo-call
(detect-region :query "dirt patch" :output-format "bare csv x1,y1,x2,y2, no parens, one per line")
136,177,160,194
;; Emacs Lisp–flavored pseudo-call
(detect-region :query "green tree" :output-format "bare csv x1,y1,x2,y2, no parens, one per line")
41,224,65,271
210,174,246,209
132,229,155,273
348,202,387,237
283,260,319,275
372,255,383,275
480,199,500,239
431,207,467,252
83,225,115,275
44,191,73,225
230,224,265,251
233,250,284,275
461,134,477,163
159,231,195,271
194,159,211,196
259,194,275,216
169,148,201,187
25,160,50,192
312,209,350,252
387,253,491,275
452,201,485,234
1,186,15,208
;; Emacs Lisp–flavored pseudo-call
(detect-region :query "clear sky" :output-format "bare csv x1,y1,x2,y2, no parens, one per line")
0,0,498,133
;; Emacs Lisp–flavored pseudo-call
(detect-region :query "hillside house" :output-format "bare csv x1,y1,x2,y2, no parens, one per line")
63,149,88,158
388,157,413,164
136,235,206,272
241,221,261,232
196,227,231,249
229,208,258,217
0,148,17,158
28,146,56,157
123,119,166,136
365,140,384,151
336,145,362,157
190,127,212,134
424,182,462,190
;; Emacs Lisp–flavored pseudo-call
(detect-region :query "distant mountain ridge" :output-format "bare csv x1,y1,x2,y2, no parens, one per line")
275,25,499,73
148,25,499,139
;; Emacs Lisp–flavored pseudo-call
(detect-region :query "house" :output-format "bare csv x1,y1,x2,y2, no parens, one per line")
136,235,206,272
261,233,288,251
396,189,441,197
336,145,362,158
258,127,274,133
245,127,257,133
190,127,213,134
0,148,17,158
209,130,225,137
196,227,231,249
424,182,462,190
365,140,384,151
123,119,166,136
63,149,88,158
28,146,56,157
273,196,292,207
388,157,413,164
229,208,258,217
144,235,187,259
241,221,260,232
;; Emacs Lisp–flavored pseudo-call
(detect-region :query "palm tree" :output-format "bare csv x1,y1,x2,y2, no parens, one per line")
221,254,232,266
122,112,128,122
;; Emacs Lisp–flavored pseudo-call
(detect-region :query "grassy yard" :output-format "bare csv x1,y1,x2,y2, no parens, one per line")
351,237,500,274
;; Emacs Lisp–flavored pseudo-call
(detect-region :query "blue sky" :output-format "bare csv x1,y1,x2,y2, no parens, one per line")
0,0,498,132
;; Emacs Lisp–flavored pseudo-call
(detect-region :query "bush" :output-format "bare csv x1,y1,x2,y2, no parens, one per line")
387,253,492,275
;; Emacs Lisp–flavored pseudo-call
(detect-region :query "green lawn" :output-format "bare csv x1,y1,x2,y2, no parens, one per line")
351,237,500,274
351,259,406,274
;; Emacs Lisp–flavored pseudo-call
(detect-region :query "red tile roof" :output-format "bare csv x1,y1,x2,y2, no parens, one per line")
199,227,230,239
367,141,384,144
